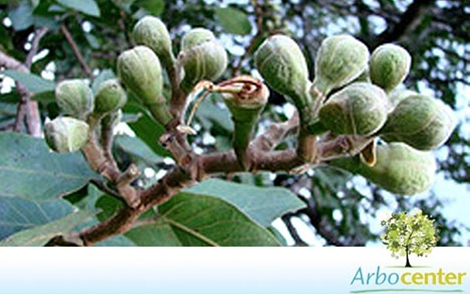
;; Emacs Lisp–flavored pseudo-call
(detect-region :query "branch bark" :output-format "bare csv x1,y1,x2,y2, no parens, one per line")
373,0,435,46
0,27,48,137
79,131,364,245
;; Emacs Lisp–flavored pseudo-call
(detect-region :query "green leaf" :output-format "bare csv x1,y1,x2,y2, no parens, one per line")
56,0,101,17
124,102,169,157
0,210,95,246
126,218,182,246
96,235,135,246
134,0,164,16
114,135,163,166
185,179,305,227
195,95,233,132
126,192,281,246
0,196,74,240
8,2,34,31
95,194,123,222
0,133,99,201
2,70,55,94
92,69,115,94
215,7,251,35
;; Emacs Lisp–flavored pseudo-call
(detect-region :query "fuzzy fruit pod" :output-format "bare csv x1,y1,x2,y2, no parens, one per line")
221,76,269,169
44,117,89,153
380,94,456,150
319,83,389,136
55,79,94,119
370,44,411,93
254,35,311,111
133,16,174,68
93,79,127,117
389,89,417,108
181,28,216,51
330,143,436,195
117,46,172,125
179,40,228,93
313,35,369,96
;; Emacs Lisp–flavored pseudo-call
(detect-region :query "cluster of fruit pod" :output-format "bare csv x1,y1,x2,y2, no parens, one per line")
44,15,456,197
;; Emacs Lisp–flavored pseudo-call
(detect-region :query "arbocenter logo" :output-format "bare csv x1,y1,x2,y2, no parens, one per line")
349,210,468,293
350,266,467,293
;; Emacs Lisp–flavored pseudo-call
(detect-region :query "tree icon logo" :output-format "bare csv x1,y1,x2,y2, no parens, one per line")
381,210,439,268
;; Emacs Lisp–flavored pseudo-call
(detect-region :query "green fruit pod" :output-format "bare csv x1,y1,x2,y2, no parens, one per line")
55,79,94,119
313,34,370,95
254,35,311,109
133,16,174,68
380,94,456,150
117,46,162,105
370,44,411,93
44,117,89,153
181,28,216,51
331,143,436,195
94,79,127,116
179,40,228,92
319,82,389,136
389,89,417,108
221,76,269,169
117,46,172,125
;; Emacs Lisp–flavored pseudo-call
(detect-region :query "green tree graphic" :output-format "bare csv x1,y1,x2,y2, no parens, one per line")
381,211,438,267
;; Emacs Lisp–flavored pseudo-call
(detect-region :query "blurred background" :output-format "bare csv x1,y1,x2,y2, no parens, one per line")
0,0,469,246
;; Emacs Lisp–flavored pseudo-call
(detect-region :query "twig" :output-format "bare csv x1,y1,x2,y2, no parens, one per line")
250,111,299,152
60,24,93,79
79,129,369,245
25,27,48,68
0,27,48,136
282,214,308,246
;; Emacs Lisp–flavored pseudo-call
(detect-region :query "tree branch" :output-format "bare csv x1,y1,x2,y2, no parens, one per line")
79,129,365,245
0,27,48,137
60,24,93,79
282,214,308,246
373,0,435,46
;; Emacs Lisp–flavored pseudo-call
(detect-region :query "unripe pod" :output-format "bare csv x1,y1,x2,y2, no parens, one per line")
370,44,411,93
117,46,172,125
319,83,389,136
179,41,228,92
55,79,94,119
254,35,311,109
181,28,216,51
389,89,417,107
44,117,89,153
133,16,174,68
93,79,127,116
331,143,436,195
117,46,163,106
313,35,369,95
221,76,269,169
380,94,456,150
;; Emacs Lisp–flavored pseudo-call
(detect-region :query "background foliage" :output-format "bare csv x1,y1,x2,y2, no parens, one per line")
0,0,469,246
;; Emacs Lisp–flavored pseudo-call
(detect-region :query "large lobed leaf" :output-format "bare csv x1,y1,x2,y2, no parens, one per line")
215,7,252,35
2,70,55,94
56,0,101,17
185,179,306,227
0,196,74,240
126,192,281,246
0,209,95,246
0,133,99,201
